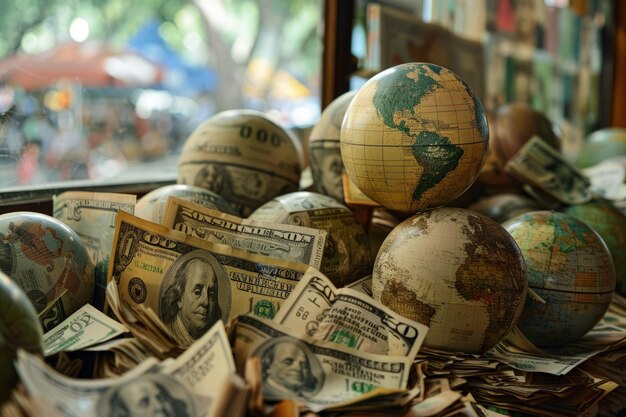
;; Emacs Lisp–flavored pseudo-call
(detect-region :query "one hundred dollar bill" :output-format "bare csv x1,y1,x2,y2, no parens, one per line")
43,304,128,356
234,314,412,412
53,191,136,310
18,321,237,417
504,136,592,205
163,196,326,268
108,211,309,347
275,269,428,358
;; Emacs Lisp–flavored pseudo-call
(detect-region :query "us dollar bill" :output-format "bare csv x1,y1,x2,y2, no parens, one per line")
234,314,411,412
163,196,326,269
504,136,592,205
17,321,236,417
108,211,309,347
43,304,128,356
274,269,428,358
53,191,136,310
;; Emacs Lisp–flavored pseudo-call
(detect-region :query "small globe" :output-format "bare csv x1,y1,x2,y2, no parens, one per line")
340,62,489,213
178,109,302,216
0,271,42,402
503,211,615,347
478,104,560,189
136,184,238,224
574,128,626,169
565,200,626,296
248,191,372,287
309,90,357,201
468,193,541,224
0,212,94,331
372,207,527,354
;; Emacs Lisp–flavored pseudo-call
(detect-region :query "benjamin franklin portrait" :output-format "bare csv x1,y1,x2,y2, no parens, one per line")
159,250,231,347
255,336,324,401
97,374,195,417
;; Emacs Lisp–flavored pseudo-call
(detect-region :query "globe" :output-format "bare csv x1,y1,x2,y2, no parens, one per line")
372,207,527,354
249,191,372,287
478,103,560,190
565,200,626,296
503,211,615,347
309,90,357,202
0,212,94,332
468,193,541,224
0,271,42,403
340,62,489,213
178,109,302,216
135,184,238,224
574,128,626,169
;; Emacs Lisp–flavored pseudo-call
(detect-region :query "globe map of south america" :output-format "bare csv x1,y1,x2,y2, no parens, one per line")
341,63,489,213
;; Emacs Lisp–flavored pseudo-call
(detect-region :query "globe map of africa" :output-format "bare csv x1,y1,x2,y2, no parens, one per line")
373,207,527,354
503,211,615,347
340,63,489,213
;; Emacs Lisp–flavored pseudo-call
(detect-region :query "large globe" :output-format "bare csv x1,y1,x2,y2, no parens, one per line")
0,271,42,402
372,207,527,354
178,109,302,216
565,200,626,296
0,212,94,331
309,90,357,202
503,211,615,347
249,191,372,287
135,184,238,224
574,128,626,169
340,62,489,213
478,103,560,190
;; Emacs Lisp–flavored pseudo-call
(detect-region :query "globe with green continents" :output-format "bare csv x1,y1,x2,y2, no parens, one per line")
0,271,42,403
503,211,615,348
0,212,94,332
565,200,626,297
340,62,489,213
372,207,527,354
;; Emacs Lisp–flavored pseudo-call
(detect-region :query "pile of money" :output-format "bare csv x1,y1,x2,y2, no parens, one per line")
4,190,626,417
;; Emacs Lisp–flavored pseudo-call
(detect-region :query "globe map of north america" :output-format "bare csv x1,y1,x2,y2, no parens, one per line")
341,63,488,213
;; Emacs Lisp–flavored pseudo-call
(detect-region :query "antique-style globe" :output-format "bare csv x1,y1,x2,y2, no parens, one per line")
0,212,94,331
340,62,489,213
249,191,372,287
135,184,237,224
309,90,357,202
373,207,527,353
503,211,615,347
178,109,302,216
565,200,626,296
0,271,42,402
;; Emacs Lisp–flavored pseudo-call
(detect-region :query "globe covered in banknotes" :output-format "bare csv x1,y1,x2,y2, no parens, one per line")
0,271,42,402
372,207,527,354
0,212,94,332
340,63,489,213
136,184,237,224
178,109,302,217
309,90,357,202
248,191,372,287
503,211,615,347
565,201,626,296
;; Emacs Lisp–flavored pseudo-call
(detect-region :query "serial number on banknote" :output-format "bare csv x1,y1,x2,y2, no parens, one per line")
134,261,164,275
